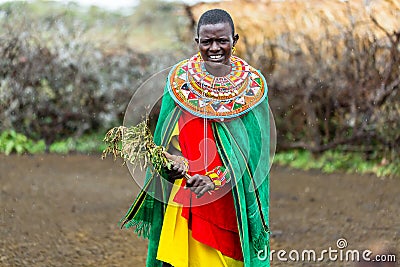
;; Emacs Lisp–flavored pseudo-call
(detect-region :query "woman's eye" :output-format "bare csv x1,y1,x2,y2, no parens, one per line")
201,40,210,45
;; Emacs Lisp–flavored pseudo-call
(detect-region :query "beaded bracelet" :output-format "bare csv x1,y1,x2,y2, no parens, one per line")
205,166,230,190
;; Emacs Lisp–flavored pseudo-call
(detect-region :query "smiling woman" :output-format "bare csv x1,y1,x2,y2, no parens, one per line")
196,22,238,76
120,9,271,267
194,9,239,77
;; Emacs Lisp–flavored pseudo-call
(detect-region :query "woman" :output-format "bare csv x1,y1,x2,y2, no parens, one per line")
121,9,271,267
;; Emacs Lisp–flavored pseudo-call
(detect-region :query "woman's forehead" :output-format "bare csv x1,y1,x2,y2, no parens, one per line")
198,22,233,37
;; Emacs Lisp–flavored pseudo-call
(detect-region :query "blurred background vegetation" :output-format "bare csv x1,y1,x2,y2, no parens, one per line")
0,0,399,177
0,0,192,152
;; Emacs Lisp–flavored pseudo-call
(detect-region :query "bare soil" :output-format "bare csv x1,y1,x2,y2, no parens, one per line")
0,154,399,266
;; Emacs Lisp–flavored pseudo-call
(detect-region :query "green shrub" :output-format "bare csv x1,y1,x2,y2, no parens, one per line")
0,130,105,155
0,130,45,155
48,132,106,154
274,149,399,178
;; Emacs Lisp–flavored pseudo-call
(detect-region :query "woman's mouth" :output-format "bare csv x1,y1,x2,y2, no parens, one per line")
208,55,223,60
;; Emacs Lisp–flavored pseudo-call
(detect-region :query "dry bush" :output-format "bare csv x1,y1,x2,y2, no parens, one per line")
260,15,400,161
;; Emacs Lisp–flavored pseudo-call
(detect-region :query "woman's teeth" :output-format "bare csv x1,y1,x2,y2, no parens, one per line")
209,55,222,59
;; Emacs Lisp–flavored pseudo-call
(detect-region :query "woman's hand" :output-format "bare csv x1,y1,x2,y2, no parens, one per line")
163,151,188,180
185,174,215,198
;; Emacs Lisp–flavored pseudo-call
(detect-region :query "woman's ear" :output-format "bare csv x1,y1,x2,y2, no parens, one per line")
233,34,239,46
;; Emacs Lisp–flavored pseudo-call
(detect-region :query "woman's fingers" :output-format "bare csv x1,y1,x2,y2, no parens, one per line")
163,153,189,180
193,184,205,195
187,174,201,188
165,161,186,179
163,151,172,160
186,174,213,197
196,186,212,198
163,151,174,160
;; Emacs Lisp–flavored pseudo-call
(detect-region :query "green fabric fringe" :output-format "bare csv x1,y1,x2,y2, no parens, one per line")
124,219,151,239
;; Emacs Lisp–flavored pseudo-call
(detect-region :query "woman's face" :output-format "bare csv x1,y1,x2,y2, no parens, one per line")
196,22,238,66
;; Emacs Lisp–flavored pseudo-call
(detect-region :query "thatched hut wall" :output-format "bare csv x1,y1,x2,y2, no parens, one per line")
189,0,399,58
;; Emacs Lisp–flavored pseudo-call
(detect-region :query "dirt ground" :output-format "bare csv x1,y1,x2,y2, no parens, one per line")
0,154,398,266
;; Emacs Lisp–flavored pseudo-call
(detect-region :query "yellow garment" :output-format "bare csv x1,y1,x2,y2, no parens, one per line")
156,179,243,267
168,123,181,151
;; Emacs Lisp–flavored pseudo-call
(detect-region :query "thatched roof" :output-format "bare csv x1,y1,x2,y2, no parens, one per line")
189,0,400,48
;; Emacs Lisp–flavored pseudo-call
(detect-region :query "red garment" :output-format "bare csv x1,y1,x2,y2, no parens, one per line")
173,111,243,261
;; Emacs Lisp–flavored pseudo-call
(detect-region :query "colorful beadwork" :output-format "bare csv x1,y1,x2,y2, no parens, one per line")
205,166,230,190
168,54,267,120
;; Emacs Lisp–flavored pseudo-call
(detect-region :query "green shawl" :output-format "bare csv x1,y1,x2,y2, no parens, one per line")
121,70,271,267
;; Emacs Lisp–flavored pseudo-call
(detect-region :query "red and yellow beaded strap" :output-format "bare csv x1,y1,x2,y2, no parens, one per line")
205,166,230,190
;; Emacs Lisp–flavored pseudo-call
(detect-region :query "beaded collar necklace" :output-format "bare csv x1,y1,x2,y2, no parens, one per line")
187,53,250,100
169,53,267,121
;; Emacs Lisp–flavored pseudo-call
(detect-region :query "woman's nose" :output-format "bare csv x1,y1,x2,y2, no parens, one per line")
209,41,220,51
